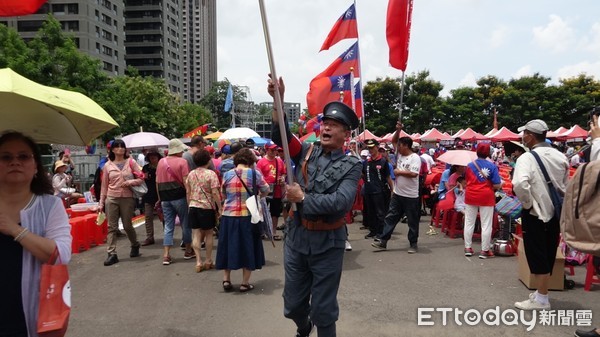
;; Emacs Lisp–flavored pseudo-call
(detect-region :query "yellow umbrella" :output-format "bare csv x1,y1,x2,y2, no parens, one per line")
204,131,223,140
0,68,118,145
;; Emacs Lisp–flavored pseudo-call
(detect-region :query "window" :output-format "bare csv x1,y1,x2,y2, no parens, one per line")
17,21,43,32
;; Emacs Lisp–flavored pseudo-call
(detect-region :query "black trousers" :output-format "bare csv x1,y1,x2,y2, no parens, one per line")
364,193,388,235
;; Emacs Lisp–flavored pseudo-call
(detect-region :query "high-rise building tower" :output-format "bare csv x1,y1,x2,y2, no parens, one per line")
181,0,217,103
124,0,183,95
0,0,126,76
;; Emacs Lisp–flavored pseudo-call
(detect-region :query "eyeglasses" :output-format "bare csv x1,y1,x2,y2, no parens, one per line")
0,153,34,164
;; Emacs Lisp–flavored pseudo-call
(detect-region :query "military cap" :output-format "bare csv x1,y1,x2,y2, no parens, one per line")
322,101,359,130
365,139,379,148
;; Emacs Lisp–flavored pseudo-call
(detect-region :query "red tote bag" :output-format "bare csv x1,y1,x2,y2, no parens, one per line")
37,248,71,337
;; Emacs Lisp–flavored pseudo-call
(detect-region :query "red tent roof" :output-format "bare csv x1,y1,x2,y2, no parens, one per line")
452,129,465,138
380,130,411,142
355,129,380,141
489,127,520,141
554,126,568,134
485,128,498,137
411,133,421,140
559,125,588,140
457,128,488,141
420,128,454,141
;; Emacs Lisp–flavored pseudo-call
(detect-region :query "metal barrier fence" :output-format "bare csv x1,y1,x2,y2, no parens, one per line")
42,154,102,193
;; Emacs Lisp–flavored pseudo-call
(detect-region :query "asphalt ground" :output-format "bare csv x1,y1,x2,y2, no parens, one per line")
66,214,599,337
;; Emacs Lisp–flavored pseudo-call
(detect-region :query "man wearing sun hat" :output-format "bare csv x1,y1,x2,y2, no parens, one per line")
269,76,361,337
156,139,194,265
512,119,568,311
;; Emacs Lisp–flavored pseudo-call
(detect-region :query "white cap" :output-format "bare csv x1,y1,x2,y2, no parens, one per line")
517,119,549,134
360,149,369,157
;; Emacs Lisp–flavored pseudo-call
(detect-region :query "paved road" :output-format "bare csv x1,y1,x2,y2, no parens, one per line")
66,215,598,337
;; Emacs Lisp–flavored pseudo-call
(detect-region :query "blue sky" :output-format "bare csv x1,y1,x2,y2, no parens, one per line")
217,0,600,107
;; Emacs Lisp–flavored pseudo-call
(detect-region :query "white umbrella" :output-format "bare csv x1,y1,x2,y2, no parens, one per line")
122,132,169,150
218,127,260,140
437,150,477,166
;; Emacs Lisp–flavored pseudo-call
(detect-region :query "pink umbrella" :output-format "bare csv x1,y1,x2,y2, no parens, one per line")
122,132,169,150
437,150,477,166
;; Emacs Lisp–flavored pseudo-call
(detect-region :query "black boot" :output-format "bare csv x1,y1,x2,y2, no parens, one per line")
130,244,141,258
104,254,119,266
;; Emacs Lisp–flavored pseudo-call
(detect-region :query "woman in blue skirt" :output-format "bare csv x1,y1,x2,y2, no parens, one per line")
216,148,269,292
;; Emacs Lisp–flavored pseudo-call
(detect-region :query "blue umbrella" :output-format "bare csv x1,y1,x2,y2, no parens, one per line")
250,137,271,147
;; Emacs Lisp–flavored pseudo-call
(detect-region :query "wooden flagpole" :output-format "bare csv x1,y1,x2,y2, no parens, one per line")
258,0,296,200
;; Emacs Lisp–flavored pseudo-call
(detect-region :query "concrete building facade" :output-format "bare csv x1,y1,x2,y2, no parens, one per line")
0,0,127,76
182,0,217,103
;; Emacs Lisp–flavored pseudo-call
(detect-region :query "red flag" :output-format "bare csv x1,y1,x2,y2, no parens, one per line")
320,4,358,52
316,41,360,79
183,124,209,138
386,0,413,71
343,81,363,118
306,73,352,116
0,0,47,16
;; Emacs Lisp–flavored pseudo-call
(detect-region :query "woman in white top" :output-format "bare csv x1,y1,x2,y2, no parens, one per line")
52,160,83,206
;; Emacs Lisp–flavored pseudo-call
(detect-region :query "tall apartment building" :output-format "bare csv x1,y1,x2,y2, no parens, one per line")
181,0,217,103
0,0,126,76
256,102,302,139
124,0,183,94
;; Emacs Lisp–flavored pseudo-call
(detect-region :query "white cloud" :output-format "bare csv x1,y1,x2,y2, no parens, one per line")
581,22,600,55
458,72,478,87
512,65,532,79
556,61,600,80
489,26,509,49
532,14,575,53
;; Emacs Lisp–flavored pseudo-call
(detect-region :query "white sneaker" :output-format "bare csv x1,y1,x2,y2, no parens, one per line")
514,296,550,311
345,240,352,251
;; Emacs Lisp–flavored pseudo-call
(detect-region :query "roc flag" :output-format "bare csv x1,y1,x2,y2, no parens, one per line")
316,41,360,78
344,81,363,118
223,83,233,113
0,0,47,16
320,4,358,52
386,0,413,71
306,73,352,116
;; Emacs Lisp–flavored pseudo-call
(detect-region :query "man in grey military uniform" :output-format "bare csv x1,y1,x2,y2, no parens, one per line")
269,76,362,337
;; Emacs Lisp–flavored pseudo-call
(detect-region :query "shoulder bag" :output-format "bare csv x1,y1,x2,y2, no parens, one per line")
128,159,148,198
530,150,563,220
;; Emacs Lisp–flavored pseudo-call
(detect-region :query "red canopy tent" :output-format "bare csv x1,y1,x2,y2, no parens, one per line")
420,128,454,142
490,127,520,141
452,129,465,138
485,128,498,137
380,130,411,142
555,126,568,134
456,128,488,141
355,129,380,141
411,133,421,140
558,125,588,141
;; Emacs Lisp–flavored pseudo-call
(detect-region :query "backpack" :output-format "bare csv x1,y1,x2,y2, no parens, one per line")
560,161,600,255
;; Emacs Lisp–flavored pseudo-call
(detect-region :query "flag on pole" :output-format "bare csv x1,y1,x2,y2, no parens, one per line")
315,41,360,78
223,83,234,113
0,0,47,16
320,4,358,52
306,73,352,116
343,81,363,118
386,0,413,71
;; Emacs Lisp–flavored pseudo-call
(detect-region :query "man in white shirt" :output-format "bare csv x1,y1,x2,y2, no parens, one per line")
420,149,435,174
372,122,422,254
512,119,568,311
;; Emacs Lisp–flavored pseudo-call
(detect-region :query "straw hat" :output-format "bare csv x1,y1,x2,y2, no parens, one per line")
168,139,189,155
54,160,67,171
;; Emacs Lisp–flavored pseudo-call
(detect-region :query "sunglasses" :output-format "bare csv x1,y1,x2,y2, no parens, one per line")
0,153,34,164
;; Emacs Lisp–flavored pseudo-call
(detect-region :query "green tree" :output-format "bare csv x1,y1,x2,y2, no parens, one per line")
0,23,30,71
402,70,444,133
200,81,247,129
363,77,403,136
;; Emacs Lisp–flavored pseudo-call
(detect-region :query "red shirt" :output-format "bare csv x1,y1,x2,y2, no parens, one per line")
256,156,286,198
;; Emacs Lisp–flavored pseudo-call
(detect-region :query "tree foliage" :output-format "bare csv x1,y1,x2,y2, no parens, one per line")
200,81,247,129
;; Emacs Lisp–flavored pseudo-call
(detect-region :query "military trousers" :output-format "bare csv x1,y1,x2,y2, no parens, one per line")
283,242,344,337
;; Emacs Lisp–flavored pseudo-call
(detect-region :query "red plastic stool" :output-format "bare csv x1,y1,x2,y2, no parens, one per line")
446,210,464,239
82,214,103,246
77,197,86,204
69,217,90,253
584,255,600,291
65,208,73,219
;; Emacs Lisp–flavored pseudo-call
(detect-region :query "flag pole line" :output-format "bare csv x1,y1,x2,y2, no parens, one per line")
258,0,297,211
398,71,406,121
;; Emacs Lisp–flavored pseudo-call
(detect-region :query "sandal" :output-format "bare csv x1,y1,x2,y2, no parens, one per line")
203,261,214,270
195,264,204,273
222,280,233,292
239,283,254,293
